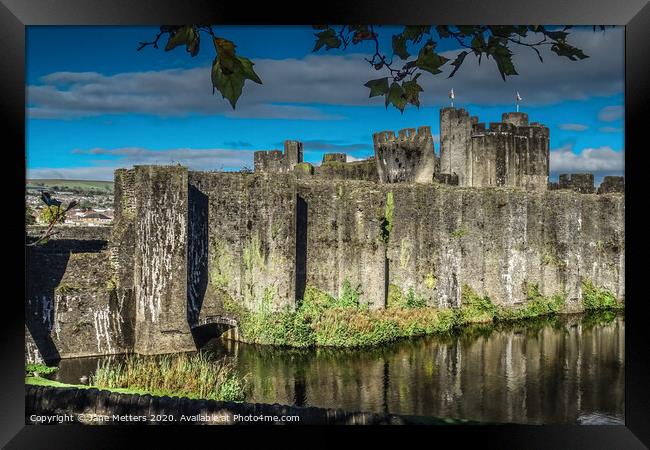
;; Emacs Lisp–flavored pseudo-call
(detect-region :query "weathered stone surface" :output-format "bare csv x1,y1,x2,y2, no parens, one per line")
558,173,595,194
373,126,436,183
322,153,346,164
296,180,387,308
25,118,624,360
254,140,303,173
25,226,131,363
440,108,549,191
188,172,297,314
133,165,195,354
598,176,625,194
313,158,378,182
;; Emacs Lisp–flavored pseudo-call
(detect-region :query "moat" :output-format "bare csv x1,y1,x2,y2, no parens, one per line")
51,312,624,425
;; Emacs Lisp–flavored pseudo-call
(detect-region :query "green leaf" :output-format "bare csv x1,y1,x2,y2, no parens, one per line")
386,81,407,112
543,30,569,41
213,36,236,57
515,26,529,37
470,33,486,55
435,25,451,38
364,77,390,98
236,56,263,84
416,40,449,75
551,41,589,60
456,26,476,37
392,34,409,60
351,25,374,44
165,26,200,57
402,77,423,107
489,26,517,37
209,39,263,109
211,57,245,109
448,50,468,78
403,25,430,42
492,45,518,80
313,29,341,52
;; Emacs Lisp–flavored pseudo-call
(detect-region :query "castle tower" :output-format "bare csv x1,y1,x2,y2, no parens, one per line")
254,140,304,173
372,126,436,183
284,140,304,169
502,112,529,127
440,107,473,186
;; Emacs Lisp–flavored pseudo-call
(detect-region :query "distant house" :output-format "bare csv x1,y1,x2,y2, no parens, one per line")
79,212,112,224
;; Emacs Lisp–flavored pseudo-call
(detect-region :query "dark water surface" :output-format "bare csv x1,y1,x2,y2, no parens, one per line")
54,312,624,424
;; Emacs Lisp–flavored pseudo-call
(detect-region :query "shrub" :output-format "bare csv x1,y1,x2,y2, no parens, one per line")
25,363,58,377
581,279,620,310
496,284,566,321
457,285,497,324
387,285,426,309
40,205,66,224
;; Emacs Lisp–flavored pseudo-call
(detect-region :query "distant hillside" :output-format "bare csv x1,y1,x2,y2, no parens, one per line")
26,179,114,193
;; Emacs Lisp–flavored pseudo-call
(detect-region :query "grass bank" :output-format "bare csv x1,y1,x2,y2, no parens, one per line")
26,353,248,402
92,353,247,402
224,279,623,348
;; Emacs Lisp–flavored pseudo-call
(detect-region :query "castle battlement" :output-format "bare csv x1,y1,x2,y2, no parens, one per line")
254,140,303,173
439,107,550,191
249,107,616,195
373,126,435,183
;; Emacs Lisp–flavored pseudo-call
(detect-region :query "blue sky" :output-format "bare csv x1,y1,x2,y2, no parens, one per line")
26,26,624,182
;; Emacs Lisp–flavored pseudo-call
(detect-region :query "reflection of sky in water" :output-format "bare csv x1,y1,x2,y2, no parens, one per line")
54,312,624,425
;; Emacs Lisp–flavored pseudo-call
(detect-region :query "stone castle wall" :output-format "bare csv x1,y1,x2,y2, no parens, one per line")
25,227,132,363
25,105,624,360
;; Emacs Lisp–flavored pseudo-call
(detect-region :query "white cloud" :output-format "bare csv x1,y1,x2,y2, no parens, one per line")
29,146,257,180
550,144,624,174
599,126,623,133
598,105,624,122
28,166,118,181
559,123,589,131
27,28,624,120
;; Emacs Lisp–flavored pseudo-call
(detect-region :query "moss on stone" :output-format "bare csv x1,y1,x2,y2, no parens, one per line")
387,284,426,309
399,238,412,269
450,227,468,239
424,271,437,290
55,283,81,294
105,275,118,292
209,240,234,291
242,233,264,274
294,162,313,175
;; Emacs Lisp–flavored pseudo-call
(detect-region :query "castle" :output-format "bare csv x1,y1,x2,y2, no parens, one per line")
254,107,622,194
26,107,625,362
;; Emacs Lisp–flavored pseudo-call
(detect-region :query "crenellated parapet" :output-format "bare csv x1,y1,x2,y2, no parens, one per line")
548,174,624,194
372,126,436,183
598,176,625,194
440,107,550,191
254,140,304,173
554,173,595,194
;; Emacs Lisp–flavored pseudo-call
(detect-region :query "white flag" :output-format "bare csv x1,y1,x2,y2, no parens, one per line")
449,88,455,100
516,91,522,102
